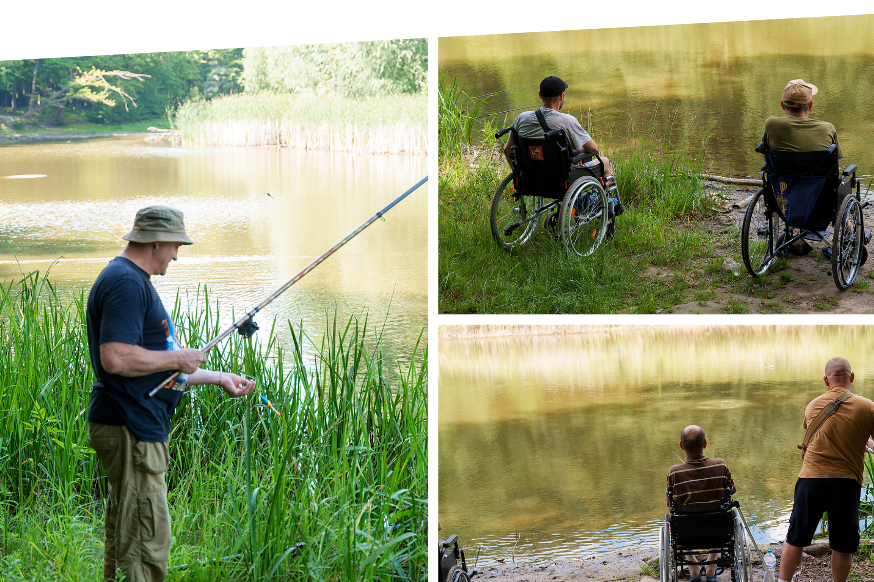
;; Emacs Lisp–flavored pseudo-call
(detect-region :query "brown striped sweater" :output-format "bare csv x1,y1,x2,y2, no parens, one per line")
667,456,736,513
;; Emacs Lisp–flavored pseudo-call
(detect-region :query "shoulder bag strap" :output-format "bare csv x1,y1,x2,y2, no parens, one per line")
797,391,852,459
534,109,551,135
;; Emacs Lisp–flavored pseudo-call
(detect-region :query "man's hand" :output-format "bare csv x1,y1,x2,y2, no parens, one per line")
176,349,207,374
866,438,874,454
217,372,256,398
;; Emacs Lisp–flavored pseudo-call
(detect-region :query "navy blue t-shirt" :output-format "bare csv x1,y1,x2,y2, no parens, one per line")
87,257,184,442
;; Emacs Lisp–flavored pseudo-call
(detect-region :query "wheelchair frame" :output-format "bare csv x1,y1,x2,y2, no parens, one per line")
490,124,617,257
438,534,478,582
741,142,870,290
659,489,752,582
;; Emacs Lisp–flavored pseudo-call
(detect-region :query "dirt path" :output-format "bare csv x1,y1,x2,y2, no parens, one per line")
669,182,874,314
472,541,874,581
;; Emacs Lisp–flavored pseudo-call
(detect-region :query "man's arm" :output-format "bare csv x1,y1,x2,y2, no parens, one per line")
188,368,256,398
101,341,206,377
503,135,514,167
579,138,598,155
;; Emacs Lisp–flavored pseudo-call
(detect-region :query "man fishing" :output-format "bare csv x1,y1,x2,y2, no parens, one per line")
666,425,736,582
777,357,874,582
86,205,256,582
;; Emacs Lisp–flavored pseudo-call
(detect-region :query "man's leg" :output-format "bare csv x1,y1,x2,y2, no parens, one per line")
778,542,804,581
704,551,718,579
686,553,702,580
831,550,853,582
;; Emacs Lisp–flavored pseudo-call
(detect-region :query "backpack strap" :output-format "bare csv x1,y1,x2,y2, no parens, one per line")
797,390,852,460
534,109,551,135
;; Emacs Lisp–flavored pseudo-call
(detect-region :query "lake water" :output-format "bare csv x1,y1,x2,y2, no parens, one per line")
0,135,427,369
439,15,874,179
438,326,874,566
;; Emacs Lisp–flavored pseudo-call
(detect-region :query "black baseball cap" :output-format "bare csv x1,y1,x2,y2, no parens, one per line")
540,76,568,98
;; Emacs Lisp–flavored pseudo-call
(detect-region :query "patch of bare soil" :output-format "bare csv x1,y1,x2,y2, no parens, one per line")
671,182,874,314
474,541,874,582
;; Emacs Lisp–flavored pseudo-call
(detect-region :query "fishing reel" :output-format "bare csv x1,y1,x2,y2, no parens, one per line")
237,318,259,339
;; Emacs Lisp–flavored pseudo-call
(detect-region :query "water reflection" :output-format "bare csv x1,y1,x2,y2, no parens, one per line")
438,326,874,566
0,136,427,369
439,15,874,178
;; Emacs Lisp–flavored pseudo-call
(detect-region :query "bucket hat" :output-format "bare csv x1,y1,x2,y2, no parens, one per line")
123,205,194,245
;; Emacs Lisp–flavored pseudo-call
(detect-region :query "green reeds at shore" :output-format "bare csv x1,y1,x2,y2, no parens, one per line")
0,272,427,581
175,93,427,154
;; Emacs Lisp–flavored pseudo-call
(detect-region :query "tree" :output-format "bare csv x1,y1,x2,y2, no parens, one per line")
12,68,149,122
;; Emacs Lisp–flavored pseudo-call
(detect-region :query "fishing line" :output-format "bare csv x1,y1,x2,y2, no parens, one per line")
475,105,540,120
458,82,539,103
147,176,428,399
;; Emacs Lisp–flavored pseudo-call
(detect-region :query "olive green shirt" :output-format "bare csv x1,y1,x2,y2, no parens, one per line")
762,115,842,158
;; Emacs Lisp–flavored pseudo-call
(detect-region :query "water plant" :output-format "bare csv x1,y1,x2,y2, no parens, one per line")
438,75,486,159
0,271,427,581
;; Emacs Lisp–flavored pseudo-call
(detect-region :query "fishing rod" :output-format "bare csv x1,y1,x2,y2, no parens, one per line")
457,82,539,103
147,176,428,398
475,105,540,120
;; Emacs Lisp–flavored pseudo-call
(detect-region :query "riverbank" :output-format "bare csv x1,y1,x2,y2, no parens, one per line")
474,540,874,581
438,144,874,314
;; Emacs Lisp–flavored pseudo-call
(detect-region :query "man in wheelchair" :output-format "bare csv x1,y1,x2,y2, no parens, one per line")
503,76,623,214
666,425,736,582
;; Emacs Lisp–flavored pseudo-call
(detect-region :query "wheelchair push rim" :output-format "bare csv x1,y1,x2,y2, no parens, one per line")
832,194,864,290
490,173,542,251
559,177,609,257
741,188,779,277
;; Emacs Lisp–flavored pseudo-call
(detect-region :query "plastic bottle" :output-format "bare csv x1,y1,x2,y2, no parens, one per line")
763,549,777,582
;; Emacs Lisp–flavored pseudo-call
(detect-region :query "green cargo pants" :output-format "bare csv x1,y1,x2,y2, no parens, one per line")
88,423,172,582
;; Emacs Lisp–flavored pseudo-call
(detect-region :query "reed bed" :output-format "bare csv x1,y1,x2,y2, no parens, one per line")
0,272,427,581
175,93,427,154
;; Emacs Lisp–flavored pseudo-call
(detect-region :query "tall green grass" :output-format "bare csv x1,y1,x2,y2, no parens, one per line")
0,271,426,581
438,112,715,313
175,93,426,154
438,75,485,159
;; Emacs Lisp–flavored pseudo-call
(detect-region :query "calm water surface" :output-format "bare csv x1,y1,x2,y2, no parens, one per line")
439,326,874,566
440,15,874,179
0,136,427,368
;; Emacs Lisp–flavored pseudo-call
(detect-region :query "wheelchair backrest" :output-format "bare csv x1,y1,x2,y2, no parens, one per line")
507,124,574,200
670,509,734,550
763,145,839,230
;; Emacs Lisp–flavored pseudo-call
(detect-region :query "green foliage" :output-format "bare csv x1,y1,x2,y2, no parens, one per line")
0,273,426,580
241,39,426,97
438,74,485,159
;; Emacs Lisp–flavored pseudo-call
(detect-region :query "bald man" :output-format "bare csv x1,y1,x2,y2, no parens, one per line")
778,358,874,582
666,425,736,582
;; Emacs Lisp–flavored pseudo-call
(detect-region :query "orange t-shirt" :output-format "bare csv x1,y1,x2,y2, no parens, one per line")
798,387,874,485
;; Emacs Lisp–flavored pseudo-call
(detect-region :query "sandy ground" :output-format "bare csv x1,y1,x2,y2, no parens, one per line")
670,182,874,314
469,540,874,581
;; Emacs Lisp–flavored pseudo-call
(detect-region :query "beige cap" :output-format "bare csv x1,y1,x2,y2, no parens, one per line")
123,205,194,245
782,79,818,107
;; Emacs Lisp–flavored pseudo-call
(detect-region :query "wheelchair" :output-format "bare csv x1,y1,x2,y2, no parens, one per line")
659,489,752,582
491,123,621,257
438,534,478,582
741,142,871,290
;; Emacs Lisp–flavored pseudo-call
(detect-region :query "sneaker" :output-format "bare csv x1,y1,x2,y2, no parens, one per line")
612,199,624,217
706,576,717,582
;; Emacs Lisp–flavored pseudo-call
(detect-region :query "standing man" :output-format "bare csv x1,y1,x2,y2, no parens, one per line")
666,425,736,582
777,357,874,582
86,205,256,582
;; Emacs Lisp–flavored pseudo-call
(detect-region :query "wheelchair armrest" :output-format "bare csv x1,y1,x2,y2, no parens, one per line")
755,141,767,154
572,150,598,164
827,143,837,154
442,534,458,548
842,164,857,178
495,127,512,139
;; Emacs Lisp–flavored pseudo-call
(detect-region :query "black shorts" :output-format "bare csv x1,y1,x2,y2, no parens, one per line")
785,478,861,554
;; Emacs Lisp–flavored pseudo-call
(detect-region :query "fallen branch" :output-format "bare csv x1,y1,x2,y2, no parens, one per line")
703,173,763,187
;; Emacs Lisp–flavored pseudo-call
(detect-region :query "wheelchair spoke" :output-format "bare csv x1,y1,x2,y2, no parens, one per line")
560,177,609,257
490,173,541,251
742,189,778,277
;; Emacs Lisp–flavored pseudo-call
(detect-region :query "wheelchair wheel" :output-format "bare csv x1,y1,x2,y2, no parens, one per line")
446,565,471,582
490,173,541,252
732,508,751,582
559,177,609,257
832,194,864,290
741,188,778,276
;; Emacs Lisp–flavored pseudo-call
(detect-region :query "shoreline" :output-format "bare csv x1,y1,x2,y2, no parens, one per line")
0,131,150,144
